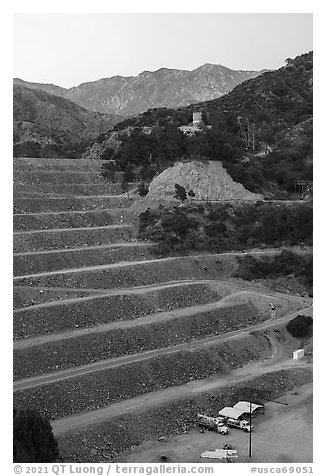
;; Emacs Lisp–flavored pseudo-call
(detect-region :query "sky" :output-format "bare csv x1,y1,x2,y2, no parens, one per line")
13,13,313,88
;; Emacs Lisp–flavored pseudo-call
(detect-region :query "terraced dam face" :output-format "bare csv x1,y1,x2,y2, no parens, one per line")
13,158,313,463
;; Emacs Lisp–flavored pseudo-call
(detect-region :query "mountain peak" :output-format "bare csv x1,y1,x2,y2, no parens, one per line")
14,63,266,116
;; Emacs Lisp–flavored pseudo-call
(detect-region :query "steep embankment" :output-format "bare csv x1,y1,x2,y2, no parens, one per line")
148,160,262,201
13,85,122,157
13,158,313,465
54,365,312,462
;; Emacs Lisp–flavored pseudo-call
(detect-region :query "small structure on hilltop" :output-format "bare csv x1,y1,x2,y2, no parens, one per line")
178,111,207,135
192,111,203,127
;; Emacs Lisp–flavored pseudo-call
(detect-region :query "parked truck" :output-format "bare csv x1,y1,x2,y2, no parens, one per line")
197,414,229,434
226,418,252,432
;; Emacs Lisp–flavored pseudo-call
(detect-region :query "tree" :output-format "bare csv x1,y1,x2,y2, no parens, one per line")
123,165,135,183
13,409,59,463
100,146,115,160
120,165,135,198
174,184,187,203
204,222,227,237
137,183,149,197
188,190,196,201
121,177,130,198
101,161,116,182
141,163,156,181
286,315,313,338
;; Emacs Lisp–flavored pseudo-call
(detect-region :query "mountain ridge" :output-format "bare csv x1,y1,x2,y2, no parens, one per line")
13,63,267,117
91,51,312,198
13,84,123,158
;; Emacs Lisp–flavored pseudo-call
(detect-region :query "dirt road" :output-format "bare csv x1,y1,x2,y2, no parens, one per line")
13,223,131,237
14,274,310,312
118,384,313,463
12,248,296,281
14,241,151,257
51,358,311,436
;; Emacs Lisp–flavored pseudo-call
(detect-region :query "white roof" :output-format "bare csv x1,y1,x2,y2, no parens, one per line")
233,401,263,413
218,407,245,419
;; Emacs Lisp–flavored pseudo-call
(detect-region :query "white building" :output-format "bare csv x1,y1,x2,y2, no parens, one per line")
293,349,305,359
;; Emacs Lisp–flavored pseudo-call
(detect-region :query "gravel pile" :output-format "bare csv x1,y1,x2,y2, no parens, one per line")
14,283,223,338
14,302,259,379
56,367,312,463
148,161,261,201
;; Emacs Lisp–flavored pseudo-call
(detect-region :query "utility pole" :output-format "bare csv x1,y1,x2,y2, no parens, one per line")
248,401,252,458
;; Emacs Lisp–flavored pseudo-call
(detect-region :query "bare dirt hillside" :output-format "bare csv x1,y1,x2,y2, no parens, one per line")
148,161,262,201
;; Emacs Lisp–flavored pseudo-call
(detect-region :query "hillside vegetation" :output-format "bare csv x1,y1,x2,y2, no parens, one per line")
139,201,313,257
94,52,312,198
235,252,313,292
13,85,122,158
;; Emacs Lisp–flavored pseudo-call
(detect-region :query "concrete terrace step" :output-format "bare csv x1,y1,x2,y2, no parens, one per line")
13,224,136,253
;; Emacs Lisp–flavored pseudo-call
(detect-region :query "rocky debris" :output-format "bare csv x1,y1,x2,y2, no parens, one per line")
55,367,312,463
148,161,262,201
14,302,260,379
13,323,287,419
13,195,132,215
14,283,224,339
13,158,312,465
14,242,151,277
13,254,234,289
13,288,89,310
13,226,135,253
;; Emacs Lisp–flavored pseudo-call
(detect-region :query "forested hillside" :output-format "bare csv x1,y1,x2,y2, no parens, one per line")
95,52,312,197
13,85,122,158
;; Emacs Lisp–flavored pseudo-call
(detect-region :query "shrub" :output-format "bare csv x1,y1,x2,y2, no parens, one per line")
138,202,312,258
174,184,187,203
286,315,313,338
13,409,59,463
137,183,149,197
